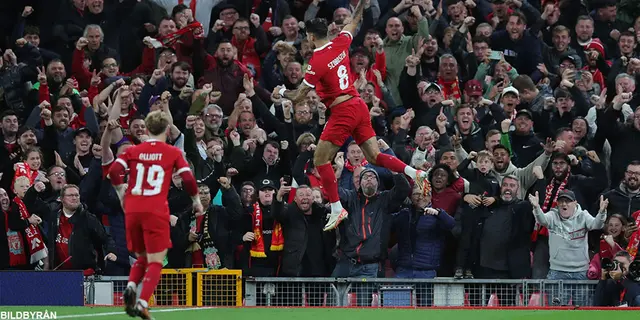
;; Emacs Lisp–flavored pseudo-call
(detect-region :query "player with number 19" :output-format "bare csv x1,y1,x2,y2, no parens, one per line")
109,110,202,319
275,0,429,232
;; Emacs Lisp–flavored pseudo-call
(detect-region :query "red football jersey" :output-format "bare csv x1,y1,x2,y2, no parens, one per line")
114,139,191,215
303,31,360,107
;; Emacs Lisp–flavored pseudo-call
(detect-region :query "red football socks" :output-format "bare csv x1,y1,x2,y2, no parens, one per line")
375,153,408,174
316,162,340,203
139,262,163,303
128,256,148,285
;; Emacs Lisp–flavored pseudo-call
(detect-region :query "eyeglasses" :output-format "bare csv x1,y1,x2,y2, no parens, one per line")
220,11,237,17
626,171,640,177
205,113,222,119
295,110,310,115
49,172,66,177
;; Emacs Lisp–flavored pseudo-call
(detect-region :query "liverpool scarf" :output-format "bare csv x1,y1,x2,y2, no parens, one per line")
532,173,569,242
13,197,48,264
185,213,221,269
158,21,204,47
4,210,27,266
627,210,640,260
250,202,283,258
344,158,368,172
437,77,461,104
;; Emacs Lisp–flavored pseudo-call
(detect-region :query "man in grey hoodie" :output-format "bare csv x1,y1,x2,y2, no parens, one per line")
529,189,608,306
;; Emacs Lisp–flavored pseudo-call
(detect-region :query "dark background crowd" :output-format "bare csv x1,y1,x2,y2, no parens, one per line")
1,0,640,307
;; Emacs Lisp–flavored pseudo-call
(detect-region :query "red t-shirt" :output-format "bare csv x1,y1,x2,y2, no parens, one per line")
114,140,191,215
56,214,74,269
303,31,360,107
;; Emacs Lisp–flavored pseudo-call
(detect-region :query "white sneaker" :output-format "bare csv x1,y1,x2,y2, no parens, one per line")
323,209,348,231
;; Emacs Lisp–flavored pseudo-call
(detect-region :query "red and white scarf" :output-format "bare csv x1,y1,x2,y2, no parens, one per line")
250,202,283,258
532,173,569,242
13,197,48,264
344,158,368,172
4,209,27,267
158,21,204,47
627,210,640,260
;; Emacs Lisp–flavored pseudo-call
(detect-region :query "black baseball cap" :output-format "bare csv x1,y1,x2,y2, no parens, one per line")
557,189,576,202
258,179,276,191
74,127,92,137
515,109,533,120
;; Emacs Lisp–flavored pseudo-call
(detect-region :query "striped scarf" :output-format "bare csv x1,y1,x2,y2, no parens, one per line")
250,202,283,258
627,210,640,260
532,173,569,242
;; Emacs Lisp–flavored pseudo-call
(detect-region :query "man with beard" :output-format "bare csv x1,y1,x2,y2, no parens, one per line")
458,175,535,305
491,11,543,82
381,4,430,104
600,161,640,219
529,190,607,306
607,32,640,85
240,179,282,277
199,41,266,115
231,139,291,188
531,151,608,279
147,62,191,129
398,58,447,133
201,104,224,138
272,184,335,279
492,142,553,199
333,168,410,280
572,16,596,62
595,92,640,187
0,112,20,167
336,141,395,190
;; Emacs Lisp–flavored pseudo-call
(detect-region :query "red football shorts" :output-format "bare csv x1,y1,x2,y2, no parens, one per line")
320,97,376,146
126,212,172,254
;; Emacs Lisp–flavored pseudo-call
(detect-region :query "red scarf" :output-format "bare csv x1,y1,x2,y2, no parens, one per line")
250,202,283,258
532,173,569,242
344,159,368,172
13,197,48,264
13,162,37,187
437,77,461,104
231,36,262,78
627,210,640,260
4,210,27,266
158,21,204,47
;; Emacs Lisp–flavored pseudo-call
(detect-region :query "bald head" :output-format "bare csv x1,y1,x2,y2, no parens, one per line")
386,17,404,41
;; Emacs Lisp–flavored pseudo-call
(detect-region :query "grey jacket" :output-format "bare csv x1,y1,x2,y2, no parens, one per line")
533,204,606,273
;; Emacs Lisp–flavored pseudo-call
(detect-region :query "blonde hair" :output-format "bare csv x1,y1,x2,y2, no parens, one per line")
477,150,493,162
144,110,170,135
296,132,316,147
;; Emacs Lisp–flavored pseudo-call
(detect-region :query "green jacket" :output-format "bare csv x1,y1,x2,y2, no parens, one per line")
383,17,430,105
474,63,519,99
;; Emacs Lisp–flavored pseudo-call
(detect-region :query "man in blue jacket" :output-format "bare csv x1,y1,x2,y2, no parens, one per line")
491,11,543,82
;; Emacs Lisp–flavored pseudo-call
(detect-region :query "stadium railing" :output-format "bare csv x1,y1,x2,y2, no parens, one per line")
244,277,599,307
85,269,242,307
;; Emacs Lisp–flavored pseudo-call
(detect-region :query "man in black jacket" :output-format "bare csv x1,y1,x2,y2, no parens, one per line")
271,183,335,306
600,161,640,219
44,184,116,274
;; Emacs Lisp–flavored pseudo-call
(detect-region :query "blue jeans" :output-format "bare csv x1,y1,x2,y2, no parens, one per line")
332,258,379,306
396,267,436,306
546,270,590,306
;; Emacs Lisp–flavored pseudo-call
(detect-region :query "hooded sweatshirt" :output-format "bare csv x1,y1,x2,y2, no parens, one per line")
533,204,606,273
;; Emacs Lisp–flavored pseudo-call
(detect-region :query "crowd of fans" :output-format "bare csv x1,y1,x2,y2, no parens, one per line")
1,0,640,307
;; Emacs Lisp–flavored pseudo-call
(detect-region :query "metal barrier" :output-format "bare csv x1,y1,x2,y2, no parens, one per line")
244,278,599,307
85,269,243,307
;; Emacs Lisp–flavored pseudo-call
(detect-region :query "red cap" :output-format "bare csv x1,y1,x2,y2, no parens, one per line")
464,80,483,97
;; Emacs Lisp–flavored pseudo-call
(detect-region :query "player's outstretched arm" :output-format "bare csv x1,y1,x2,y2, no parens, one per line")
343,0,367,36
278,83,313,105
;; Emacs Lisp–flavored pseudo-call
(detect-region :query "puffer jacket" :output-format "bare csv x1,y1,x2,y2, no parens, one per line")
393,207,454,271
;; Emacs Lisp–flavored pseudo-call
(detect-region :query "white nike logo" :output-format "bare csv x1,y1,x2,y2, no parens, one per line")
522,145,533,149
